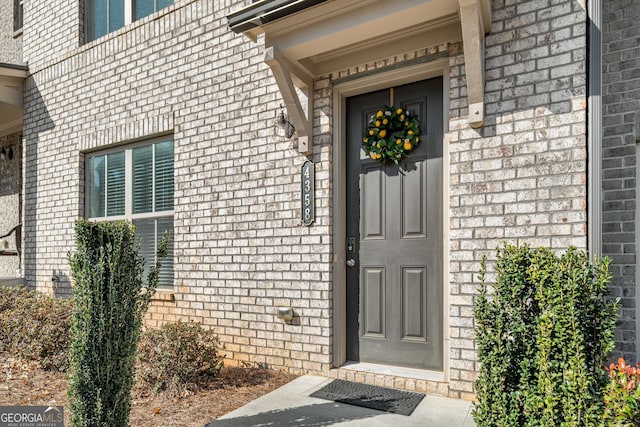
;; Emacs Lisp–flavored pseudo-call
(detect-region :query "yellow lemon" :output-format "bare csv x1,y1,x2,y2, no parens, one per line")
362,137,368,143
403,141,413,151
376,143,381,149
379,129,387,138
376,153,382,160
396,138,402,145
400,115,405,121
396,108,403,115
376,110,383,118
382,118,389,125
375,120,381,127
370,152,377,159
408,130,414,135
415,137,420,143
369,129,375,136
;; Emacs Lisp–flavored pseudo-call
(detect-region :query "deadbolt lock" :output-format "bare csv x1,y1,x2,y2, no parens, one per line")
346,237,355,253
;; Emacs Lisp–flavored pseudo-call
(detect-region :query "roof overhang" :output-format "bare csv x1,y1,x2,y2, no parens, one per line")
228,0,491,150
228,0,331,35
0,63,27,137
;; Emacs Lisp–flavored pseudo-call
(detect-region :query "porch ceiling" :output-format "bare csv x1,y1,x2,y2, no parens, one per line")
0,64,27,138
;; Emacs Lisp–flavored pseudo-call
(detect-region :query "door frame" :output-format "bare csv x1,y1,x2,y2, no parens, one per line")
332,59,451,378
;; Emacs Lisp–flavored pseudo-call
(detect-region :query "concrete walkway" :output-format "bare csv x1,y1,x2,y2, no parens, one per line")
206,375,476,427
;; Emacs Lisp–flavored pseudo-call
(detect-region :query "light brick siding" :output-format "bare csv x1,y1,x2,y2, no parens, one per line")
448,0,588,396
0,0,22,64
0,132,21,278
19,0,593,398
22,0,334,373
0,0,23,279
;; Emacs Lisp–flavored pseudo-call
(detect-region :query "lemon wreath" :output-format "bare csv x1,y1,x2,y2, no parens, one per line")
362,106,421,164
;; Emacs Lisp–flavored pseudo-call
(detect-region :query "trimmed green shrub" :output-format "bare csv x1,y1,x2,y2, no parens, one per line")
473,245,618,427
136,321,224,396
67,219,167,427
603,358,640,426
0,286,72,371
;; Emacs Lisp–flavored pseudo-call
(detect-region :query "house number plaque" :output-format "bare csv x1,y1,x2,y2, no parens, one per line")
301,161,314,226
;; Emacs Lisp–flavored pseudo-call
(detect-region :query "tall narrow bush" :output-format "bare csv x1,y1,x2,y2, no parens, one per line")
67,219,167,426
473,245,618,427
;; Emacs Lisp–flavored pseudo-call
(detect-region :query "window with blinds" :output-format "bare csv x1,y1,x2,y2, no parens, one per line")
85,137,174,288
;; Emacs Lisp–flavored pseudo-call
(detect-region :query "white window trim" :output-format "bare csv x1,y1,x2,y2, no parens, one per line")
13,0,23,35
84,137,175,287
125,0,133,25
85,136,174,219
86,0,172,42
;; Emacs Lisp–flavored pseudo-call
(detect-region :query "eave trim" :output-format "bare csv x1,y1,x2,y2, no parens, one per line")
0,63,28,79
228,0,329,34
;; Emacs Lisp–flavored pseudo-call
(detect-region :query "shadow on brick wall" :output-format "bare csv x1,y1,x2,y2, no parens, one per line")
23,76,55,293
51,268,70,298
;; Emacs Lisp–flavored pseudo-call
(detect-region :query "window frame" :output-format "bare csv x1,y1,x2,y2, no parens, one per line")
85,0,173,43
84,136,175,287
13,0,23,34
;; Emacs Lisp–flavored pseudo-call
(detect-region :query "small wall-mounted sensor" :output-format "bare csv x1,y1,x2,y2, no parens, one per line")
276,307,294,322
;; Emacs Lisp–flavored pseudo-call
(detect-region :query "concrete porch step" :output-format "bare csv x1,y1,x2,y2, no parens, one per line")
206,375,476,427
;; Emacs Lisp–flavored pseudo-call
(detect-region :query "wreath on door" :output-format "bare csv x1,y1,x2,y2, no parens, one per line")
362,107,421,164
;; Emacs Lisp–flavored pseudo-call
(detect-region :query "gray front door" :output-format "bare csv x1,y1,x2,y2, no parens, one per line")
345,78,443,370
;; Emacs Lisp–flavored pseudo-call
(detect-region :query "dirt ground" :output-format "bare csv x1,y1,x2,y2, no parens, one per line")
0,355,297,426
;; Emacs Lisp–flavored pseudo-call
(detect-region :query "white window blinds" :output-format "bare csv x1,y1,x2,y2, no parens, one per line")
86,138,174,288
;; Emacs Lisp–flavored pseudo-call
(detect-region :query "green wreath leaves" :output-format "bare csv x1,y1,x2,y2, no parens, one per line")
362,106,421,164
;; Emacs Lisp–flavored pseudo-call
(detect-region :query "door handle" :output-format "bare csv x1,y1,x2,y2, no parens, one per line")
346,259,356,267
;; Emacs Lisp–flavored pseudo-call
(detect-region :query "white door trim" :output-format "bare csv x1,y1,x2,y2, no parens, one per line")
331,59,451,378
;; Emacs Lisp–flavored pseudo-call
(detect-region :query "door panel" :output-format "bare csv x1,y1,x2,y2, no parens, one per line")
402,267,427,341
401,159,427,238
362,165,386,239
345,77,443,370
363,267,386,337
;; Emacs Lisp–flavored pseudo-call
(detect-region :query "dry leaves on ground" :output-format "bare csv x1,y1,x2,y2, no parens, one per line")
0,355,297,426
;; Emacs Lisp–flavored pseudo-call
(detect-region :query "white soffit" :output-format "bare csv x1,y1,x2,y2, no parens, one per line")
242,0,490,78
0,65,27,137
230,0,492,133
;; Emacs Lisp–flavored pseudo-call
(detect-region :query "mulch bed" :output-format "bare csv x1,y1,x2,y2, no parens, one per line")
0,355,297,426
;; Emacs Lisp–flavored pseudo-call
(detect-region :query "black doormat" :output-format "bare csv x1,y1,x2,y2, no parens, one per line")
310,379,425,416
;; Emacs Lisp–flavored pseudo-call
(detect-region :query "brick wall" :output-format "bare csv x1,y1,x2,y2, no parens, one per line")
22,0,334,373
21,0,591,398
0,0,23,279
0,0,22,64
448,0,588,396
602,0,640,361
0,132,21,278
21,0,80,69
